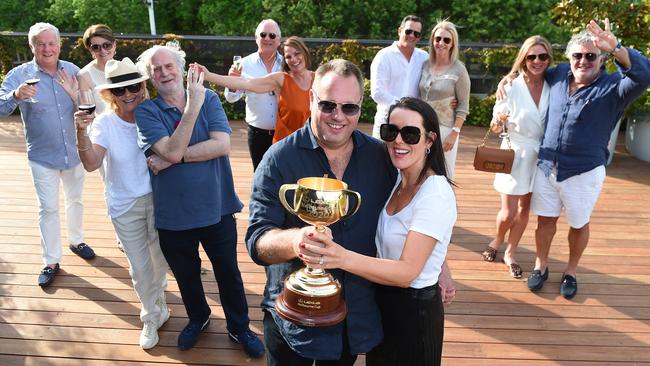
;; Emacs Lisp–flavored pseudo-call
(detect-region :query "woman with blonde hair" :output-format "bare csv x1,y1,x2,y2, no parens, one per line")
197,36,314,143
418,20,471,180
74,58,170,349
481,36,553,278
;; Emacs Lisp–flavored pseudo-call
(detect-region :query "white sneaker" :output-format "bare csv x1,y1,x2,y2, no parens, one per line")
140,320,159,349
156,295,170,328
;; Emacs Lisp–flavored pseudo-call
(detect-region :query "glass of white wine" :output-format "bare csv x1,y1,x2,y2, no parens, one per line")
233,55,242,70
496,112,510,138
24,70,41,103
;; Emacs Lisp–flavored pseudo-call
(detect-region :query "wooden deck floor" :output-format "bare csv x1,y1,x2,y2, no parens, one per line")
1,115,649,365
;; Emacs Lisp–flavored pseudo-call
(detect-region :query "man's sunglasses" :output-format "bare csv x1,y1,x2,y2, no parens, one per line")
434,36,452,45
109,83,143,97
259,32,277,40
571,52,599,62
380,124,423,145
90,42,113,51
526,53,550,62
314,92,361,116
404,29,422,38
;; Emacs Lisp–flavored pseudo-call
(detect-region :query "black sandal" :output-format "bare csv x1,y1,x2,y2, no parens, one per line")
481,246,498,262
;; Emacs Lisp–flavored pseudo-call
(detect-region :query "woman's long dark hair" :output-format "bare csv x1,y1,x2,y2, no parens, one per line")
386,97,455,186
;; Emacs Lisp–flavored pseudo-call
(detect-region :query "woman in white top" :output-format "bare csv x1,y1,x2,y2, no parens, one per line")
481,36,553,278
418,20,471,180
301,97,457,366
77,24,117,116
74,58,169,350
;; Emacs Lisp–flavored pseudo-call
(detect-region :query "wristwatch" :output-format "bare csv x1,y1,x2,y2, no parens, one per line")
612,42,623,55
452,126,461,133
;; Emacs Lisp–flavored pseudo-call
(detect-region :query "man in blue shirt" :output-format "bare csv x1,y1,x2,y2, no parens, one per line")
527,19,650,299
134,42,264,358
245,59,398,365
0,22,96,288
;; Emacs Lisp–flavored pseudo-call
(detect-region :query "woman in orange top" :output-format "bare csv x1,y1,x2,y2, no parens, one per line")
198,36,313,143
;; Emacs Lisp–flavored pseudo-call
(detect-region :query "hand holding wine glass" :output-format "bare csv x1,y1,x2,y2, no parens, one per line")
22,70,41,103
77,90,96,135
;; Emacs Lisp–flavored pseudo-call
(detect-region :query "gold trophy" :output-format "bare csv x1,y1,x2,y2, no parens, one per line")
276,177,361,327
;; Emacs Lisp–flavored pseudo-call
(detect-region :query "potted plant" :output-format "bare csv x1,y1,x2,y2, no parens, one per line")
625,90,650,163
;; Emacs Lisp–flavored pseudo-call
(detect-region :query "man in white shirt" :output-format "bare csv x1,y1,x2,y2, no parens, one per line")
224,19,283,170
370,15,429,138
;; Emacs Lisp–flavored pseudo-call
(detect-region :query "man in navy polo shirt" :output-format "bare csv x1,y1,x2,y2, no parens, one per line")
245,59,397,365
134,42,264,358
526,19,650,299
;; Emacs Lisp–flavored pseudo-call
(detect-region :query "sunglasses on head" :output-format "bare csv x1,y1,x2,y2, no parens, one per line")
314,92,361,116
404,29,422,38
380,124,423,145
89,42,113,51
259,32,277,40
109,83,143,97
571,52,599,62
526,53,550,62
434,36,452,45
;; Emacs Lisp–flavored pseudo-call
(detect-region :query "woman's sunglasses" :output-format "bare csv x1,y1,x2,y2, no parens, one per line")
259,32,277,40
526,53,550,62
89,42,113,52
110,83,143,97
314,92,361,116
571,52,599,62
404,29,422,38
434,36,452,45
380,124,423,145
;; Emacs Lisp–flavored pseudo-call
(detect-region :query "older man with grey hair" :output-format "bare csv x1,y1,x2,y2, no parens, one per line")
225,19,283,171
525,19,650,299
134,42,264,357
0,22,96,288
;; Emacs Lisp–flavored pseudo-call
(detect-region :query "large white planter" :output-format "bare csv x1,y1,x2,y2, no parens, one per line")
625,114,650,163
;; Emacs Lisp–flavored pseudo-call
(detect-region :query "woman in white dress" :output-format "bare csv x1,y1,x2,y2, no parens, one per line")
300,97,457,366
74,58,169,349
481,36,553,278
418,20,471,180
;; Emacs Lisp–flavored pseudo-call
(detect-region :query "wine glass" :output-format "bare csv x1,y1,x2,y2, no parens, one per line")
24,70,41,103
77,90,96,135
232,55,242,70
496,112,510,138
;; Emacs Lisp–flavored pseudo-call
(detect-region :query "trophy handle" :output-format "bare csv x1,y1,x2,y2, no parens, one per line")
279,184,299,214
341,189,362,220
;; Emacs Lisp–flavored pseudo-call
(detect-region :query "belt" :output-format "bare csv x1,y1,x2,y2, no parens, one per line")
249,125,275,136
378,283,439,300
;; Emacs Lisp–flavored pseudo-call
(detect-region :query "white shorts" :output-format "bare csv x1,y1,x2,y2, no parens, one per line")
531,165,606,228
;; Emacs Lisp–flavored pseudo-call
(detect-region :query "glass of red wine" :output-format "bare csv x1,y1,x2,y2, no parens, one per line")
78,90,96,135
24,70,40,103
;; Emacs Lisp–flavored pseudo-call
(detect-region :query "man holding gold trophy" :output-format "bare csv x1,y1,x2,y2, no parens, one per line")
245,59,397,365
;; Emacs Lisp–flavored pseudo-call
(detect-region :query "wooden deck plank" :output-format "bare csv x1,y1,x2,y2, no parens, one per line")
1,116,650,365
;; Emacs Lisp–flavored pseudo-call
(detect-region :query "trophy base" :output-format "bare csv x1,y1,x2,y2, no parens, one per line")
274,267,347,327
275,292,347,327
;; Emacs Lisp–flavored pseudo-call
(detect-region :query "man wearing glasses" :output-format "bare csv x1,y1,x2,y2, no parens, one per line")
224,19,283,171
370,15,428,138
525,19,650,299
245,59,397,365
0,22,95,288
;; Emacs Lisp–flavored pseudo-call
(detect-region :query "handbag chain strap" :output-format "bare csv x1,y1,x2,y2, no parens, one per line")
480,124,512,149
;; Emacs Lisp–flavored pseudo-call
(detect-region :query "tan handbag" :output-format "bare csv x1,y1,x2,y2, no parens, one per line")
473,125,515,174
